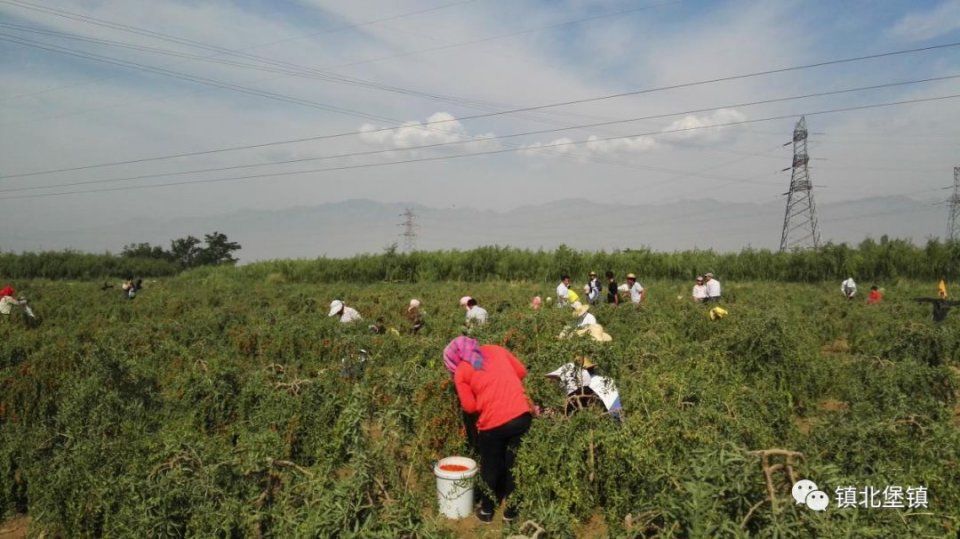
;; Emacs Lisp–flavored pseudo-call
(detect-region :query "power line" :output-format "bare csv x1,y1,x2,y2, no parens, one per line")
3,74,956,193
4,34,960,180
2,93,958,201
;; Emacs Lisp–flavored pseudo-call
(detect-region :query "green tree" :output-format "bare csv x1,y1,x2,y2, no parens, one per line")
197,232,241,266
170,236,202,268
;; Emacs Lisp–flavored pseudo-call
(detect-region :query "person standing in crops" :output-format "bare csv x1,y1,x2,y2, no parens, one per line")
587,271,601,304
938,278,948,299
692,276,708,303
625,273,646,304
444,336,532,523
605,271,619,305
556,275,571,307
328,300,362,323
704,272,721,302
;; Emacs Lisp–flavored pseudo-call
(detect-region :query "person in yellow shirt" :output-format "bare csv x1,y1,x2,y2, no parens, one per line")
938,278,948,299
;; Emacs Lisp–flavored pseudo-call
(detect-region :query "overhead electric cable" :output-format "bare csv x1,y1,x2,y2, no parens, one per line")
2,74,955,192
1,93,957,201
4,37,959,180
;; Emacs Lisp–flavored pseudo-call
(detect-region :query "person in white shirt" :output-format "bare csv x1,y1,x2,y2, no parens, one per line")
841,277,857,300
573,302,597,327
625,273,645,304
704,273,721,302
464,297,488,326
328,300,362,323
692,276,708,303
587,272,601,304
556,275,571,306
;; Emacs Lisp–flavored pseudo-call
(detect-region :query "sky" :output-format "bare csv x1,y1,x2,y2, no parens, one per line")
0,0,958,252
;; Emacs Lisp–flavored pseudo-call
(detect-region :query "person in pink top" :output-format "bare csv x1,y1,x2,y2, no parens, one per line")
443,336,532,523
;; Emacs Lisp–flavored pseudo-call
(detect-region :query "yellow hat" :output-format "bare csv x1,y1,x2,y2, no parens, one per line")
577,356,596,369
709,307,728,320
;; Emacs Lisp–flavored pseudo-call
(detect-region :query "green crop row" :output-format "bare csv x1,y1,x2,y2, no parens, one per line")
1,274,958,537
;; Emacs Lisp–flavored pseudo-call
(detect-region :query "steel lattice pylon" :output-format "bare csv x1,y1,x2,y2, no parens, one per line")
398,208,418,252
779,116,821,251
948,167,960,243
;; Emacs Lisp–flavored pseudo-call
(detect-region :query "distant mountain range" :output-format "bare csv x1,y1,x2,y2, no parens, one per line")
1,197,946,261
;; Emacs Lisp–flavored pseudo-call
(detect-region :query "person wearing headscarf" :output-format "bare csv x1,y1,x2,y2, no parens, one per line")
443,336,532,523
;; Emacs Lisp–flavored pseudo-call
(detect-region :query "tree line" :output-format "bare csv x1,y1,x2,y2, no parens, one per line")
0,232,240,279
1,236,956,282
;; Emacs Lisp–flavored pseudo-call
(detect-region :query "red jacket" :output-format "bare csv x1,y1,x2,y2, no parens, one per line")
454,345,531,431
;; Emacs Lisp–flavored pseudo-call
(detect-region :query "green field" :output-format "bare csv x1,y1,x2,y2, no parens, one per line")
2,274,959,537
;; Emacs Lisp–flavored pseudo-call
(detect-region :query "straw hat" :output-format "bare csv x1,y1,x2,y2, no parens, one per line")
573,303,590,317
626,273,636,280
576,324,612,342
328,300,344,317
576,356,596,369
408,298,421,311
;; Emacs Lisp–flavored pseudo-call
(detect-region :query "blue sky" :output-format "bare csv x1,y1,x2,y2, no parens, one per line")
0,0,958,249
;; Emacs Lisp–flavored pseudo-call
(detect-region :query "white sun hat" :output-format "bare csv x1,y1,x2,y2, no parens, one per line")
328,300,344,317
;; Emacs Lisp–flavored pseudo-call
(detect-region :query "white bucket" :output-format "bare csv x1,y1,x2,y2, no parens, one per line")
434,456,479,519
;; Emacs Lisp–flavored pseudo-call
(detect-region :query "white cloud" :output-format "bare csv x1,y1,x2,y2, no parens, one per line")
889,0,960,41
662,108,748,141
357,112,501,155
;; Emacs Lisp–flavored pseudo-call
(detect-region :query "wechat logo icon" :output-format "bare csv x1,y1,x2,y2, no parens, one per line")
793,479,829,511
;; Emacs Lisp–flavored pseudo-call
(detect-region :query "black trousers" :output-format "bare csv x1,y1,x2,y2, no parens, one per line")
476,413,532,513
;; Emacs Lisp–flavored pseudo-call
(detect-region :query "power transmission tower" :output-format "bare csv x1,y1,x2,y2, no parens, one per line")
398,208,418,252
779,116,821,251
948,167,960,242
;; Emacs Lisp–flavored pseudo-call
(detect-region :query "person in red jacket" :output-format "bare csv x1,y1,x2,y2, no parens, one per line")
444,336,532,523
867,285,883,304
0,285,14,299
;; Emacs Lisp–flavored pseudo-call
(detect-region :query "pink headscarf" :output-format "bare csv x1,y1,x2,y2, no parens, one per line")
531,296,542,310
443,336,484,374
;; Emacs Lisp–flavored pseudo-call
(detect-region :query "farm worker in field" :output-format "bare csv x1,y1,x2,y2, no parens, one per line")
567,287,580,305
841,277,857,300
704,273,721,302
406,299,425,334
556,275,572,306
328,300,362,323
465,297,488,326
0,294,26,316
545,358,622,420
605,271,619,305
530,296,542,310
0,285,14,299
867,286,883,305
625,273,646,304
692,276,708,303
913,297,960,323
587,271,601,304
573,302,597,327
445,336,532,523
939,278,948,299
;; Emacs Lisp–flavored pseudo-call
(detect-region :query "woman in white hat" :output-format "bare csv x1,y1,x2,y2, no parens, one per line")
406,298,425,334
328,300,362,323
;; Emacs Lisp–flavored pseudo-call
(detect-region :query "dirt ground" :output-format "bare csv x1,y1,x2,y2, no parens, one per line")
0,516,29,539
